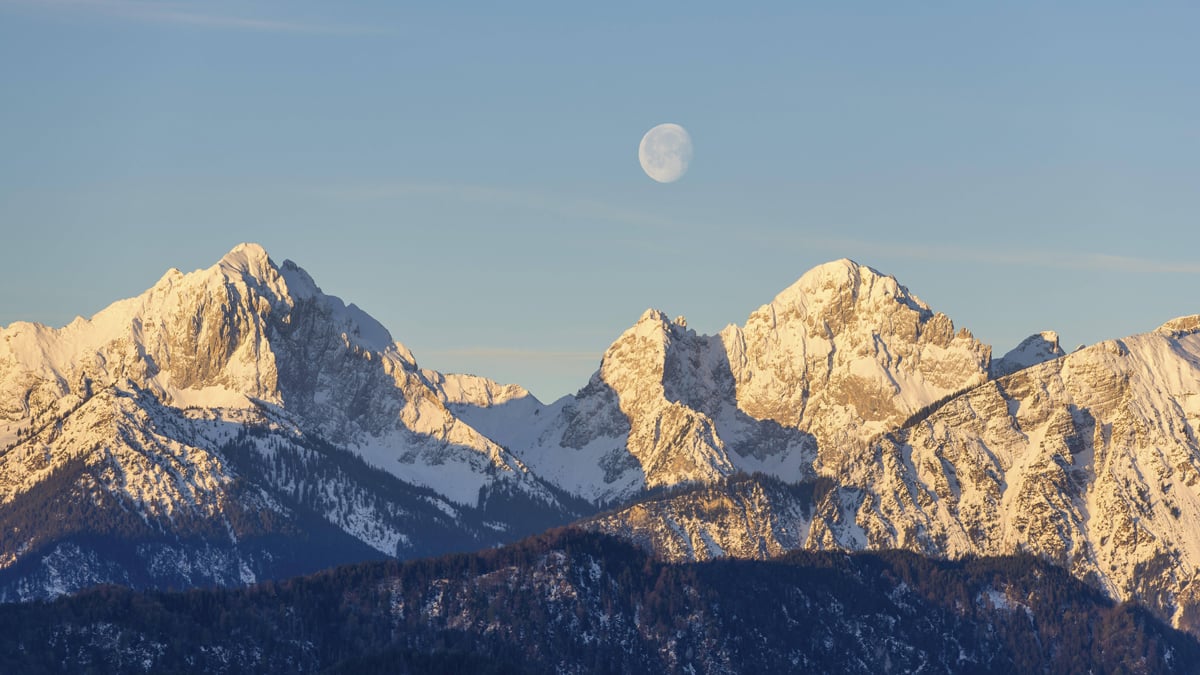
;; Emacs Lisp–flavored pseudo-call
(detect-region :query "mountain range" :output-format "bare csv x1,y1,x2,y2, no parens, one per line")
3,242,1200,644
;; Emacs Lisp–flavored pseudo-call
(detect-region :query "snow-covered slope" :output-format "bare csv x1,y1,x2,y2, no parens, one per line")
870,324,1200,633
8,244,1200,641
508,259,989,504
0,243,559,508
2,253,979,516
587,318,1200,636
0,244,580,598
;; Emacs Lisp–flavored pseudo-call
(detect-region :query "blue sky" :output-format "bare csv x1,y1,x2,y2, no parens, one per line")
1,2,1198,401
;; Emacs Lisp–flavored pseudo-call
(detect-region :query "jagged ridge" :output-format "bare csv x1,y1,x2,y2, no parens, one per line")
4,242,1200,647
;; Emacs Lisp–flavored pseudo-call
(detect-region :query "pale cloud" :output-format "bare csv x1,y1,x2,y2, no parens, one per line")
7,0,388,34
763,234,1200,276
1076,253,1200,275
422,347,603,362
322,181,1200,276
324,182,687,231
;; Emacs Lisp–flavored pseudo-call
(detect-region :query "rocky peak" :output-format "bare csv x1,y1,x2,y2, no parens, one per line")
991,331,1066,378
597,308,719,408
426,371,534,408
2,244,565,520
599,309,675,400
726,261,990,450
0,244,422,431
185,243,401,357
217,242,274,278
277,258,321,299
765,259,930,331
542,260,992,498
550,308,730,492
1156,315,1200,337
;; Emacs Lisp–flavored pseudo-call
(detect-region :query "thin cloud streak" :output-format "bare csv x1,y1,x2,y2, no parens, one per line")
766,234,1200,276
328,183,1200,275
422,347,604,362
325,182,687,231
321,181,1200,275
8,0,389,34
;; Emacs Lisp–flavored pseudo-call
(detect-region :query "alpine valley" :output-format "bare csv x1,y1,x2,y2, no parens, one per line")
4,243,1200,666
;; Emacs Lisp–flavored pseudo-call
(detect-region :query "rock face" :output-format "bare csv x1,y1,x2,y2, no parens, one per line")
0,244,562,506
6,244,1200,642
587,323,1200,635
722,260,991,451
493,259,990,505
873,327,1200,634
0,244,578,599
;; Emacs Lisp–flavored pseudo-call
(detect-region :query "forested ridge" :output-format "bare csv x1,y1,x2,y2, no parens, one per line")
0,528,1195,674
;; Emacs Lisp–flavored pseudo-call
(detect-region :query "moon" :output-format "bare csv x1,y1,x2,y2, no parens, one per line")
638,123,692,183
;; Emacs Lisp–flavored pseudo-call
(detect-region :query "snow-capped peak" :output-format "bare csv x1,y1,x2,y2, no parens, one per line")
767,258,929,318
217,242,274,278
199,243,398,356
726,259,989,450
511,259,992,503
277,259,320,298
991,331,1065,378
0,243,421,435
2,243,565,519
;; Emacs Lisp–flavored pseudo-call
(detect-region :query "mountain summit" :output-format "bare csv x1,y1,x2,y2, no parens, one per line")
469,258,991,504
5,244,1200,640
0,244,575,598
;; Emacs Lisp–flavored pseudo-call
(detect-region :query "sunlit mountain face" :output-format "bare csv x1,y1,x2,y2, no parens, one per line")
4,244,1200,672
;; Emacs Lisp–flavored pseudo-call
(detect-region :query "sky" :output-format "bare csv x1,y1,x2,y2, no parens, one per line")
1,2,1198,402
